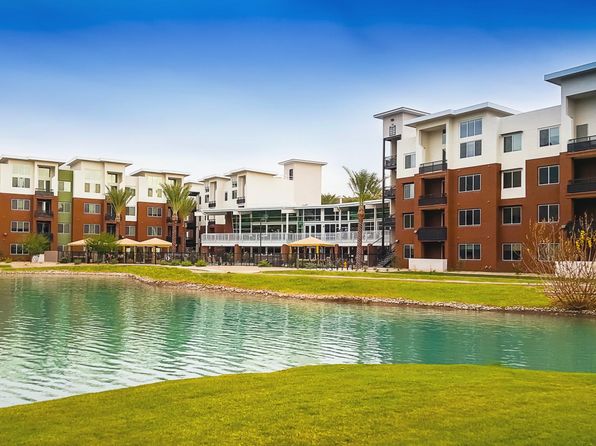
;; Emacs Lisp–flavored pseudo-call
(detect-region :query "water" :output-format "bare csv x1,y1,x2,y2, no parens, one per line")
0,276,594,407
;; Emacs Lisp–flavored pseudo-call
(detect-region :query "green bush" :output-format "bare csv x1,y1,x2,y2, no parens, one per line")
159,260,170,265
181,260,193,267
1,257,13,263
194,259,207,267
73,258,83,265
257,259,272,267
59,258,69,264
170,260,181,266
108,258,119,264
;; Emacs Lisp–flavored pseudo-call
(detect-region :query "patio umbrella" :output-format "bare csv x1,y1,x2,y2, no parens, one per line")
138,238,172,248
287,236,334,248
67,239,88,247
116,238,142,247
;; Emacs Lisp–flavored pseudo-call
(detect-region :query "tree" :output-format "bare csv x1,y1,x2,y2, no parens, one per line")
161,183,191,253
177,196,197,253
321,193,340,204
23,233,50,258
105,187,135,239
343,167,381,269
85,232,118,262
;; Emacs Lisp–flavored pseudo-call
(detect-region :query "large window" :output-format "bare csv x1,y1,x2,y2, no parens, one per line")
403,244,414,259
458,209,481,226
84,203,101,214
12,177,31,188
10,244,28,255
539,126,559,147
11,199,30,211
147,226,163,236
58,223,71,234
147,207,163,217
403,183,414,200
11,221,30,233
459,243,481,260
125,226,136,237
538,204,559,223
458,174,481,192
404,153,416,169
502,206,522,225
83,224,101,235
503,132,522,152
460,140,482,158
502,243,522,261
503,169,522,189
538,165,559,185
126,206,136,216
460,118,482,138
58,202,71,213
403,213,414,229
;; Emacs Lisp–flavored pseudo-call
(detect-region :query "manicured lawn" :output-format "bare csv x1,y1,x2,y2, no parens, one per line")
0,364,594,445
11,264,549,308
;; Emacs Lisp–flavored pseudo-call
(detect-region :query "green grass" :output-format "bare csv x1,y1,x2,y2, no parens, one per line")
10,264,549,308
0,364,594,445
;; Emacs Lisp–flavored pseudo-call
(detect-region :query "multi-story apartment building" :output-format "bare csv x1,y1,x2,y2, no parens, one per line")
376,61,596,272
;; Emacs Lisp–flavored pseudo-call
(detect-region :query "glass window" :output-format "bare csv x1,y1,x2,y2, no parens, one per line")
460,140,482,158
458,243,481,260
538,165,559,185
502,243,522,261
83,224,100,234
58,181,72,192
403,183,414,200
12,177,31,188
148,207,163,217
58,202,71,213
458,174,481,192
11,221,30,232
10,244,28,255
125,226,136,236
503,169,522,189
58,223,71,234
403,213,414,229
502,206,522,225
460,118,482,138
503,132,522,152
125,187,136,197
147,226,163,236
404,153,416,169
84,203,101,214
11,199,31,210
539,126,559,147
458,209,481,226
403,244,414,259
538,204,559,223
126,206,136,216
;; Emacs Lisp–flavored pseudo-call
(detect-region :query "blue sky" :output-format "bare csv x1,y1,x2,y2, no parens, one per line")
1,1,596,194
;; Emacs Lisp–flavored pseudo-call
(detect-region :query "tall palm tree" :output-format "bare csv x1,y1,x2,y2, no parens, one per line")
105,187,135,239
177,196,197,254
161,182,191,253
343,167,381,269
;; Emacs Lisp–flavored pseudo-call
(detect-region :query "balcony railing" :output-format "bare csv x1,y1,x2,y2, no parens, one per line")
383,186,396,200
568,177,596,194
418,193,447,206
34,209,53,219
201,230,392,246
105,213,116,221
417,227,447,242
208,201,217,208
419,160,447,174
237,197,246,205
568,135,596,153
35,188,54,196
383,215,396,229
384,156,397,170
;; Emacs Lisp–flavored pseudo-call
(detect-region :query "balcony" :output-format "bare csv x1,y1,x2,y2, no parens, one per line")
208,201,217,208
35,188,54,197
383,186,396,200
105,213,116,221
34,209,53,219
417,227,447,242
419,160,447,174
201,230,392,247
568,135,596,153
383,215,396,229
185,221,196,230
418,193,447,206
166,236,182,244
384,156,397,170
568,178,596,194
237,197,246,205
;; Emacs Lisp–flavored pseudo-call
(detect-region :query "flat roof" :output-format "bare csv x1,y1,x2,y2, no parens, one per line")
404,102,517,127
226,167,277,176
0,154,65,164
65,157,132,167
129,168,189,177
373,106,428,119
200,174,230,181
278,159,327,166
545,61,596,85
200,199,383,214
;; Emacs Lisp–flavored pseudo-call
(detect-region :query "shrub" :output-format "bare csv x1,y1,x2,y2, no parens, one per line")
159,260,170,266
257,259,272,267
194,259,207,267
59,258,69,264
23,233,50,257
73,258,83,265
108,258,119,264
181,260,193,267
170,260,181,266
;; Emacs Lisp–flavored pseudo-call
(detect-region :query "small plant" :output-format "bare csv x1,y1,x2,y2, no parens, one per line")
108,258,119,264
257,259,272,267
170,259,181,266
194,259,207,267
59,257,69,264
73,258,83,265
159,260,170,265
181,260,193,267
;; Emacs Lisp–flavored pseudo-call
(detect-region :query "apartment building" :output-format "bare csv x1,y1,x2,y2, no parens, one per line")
376,61,596,272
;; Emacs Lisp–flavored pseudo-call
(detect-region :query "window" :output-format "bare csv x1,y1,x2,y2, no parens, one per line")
156,189,162,198
538,204,559,223
125,226,136,237
125,187,136,197
12,177,31,188
225,192,229,201
576,124,588,139
147,226,162,236
538,243,559,261
232,190,237,199
58,202,71,213
147,207,162,217
403,183,414,200
458,174,481,192
460,140,482,158
502,206,522,225
404,153,416,169
538,165,559,185
288,169,294,180
10,244,28,255
148,188,153,197
84,183,91,193
107,173,119,184
11,199,30,211
460,118,482,138
403,213,414,229
403,244,414,259
503,169,522,189
11,221,30,233
539,126,559,147
58,181,71,192
459,243,481,260
502,243,522,261
458,209,481,226
58,223,71,234
84,203,101,214
126,206,136,216
503,132,522,152
95,184,101,193
441,128,446,145
83,224,100,235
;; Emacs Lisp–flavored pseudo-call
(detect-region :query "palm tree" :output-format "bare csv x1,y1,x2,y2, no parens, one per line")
321,193,340,204
177,196,197,254
343,167,381,269
161,182,191,253
105,187,135,239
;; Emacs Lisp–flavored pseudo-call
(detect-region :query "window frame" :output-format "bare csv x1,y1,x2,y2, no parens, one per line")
459,118,483,138
458,174,481,193
502,243,522,261
503,132,522,153
502,169,522,189
538,204,559,223
402,213,414,229
10,221,30,233
403,244,414,259
458,209,481,227
502,206,522,225
539,126,560,147
403,183,414,200
538,165,559,186
458,243,481,261
404,152,416,169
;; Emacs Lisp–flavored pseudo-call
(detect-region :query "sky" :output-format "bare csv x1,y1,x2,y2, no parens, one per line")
1,1,596,195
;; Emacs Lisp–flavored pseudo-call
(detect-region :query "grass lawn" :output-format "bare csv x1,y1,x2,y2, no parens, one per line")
0,364,594,445
10,264,549,308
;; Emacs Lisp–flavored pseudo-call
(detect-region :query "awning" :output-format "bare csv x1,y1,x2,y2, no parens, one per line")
287,236,334,247
138,238,173,248
116,238,142,247
67,239,88,247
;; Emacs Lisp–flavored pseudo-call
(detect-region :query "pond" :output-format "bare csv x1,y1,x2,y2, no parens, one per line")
0,276,594,407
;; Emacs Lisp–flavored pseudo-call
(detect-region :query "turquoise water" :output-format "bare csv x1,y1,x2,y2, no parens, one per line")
0,276,594,407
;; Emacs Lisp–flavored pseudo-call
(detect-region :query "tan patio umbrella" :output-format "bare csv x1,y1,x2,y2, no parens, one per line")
67,239,88,248
288,236,334,266
116,238,142,247
138,238,172,248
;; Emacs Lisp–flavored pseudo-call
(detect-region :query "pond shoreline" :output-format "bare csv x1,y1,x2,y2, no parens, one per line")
4,269,595,318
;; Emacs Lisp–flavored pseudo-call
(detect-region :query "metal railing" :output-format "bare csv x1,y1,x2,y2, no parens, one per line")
201,230,392,246
34,209,53,218
35,188,54,196
419,160,447,174
208,202,216,208
383,186,396,199
384,156,397,169
418,193,447,206
568,135,596,153
417,227,447,241
567,177,596,193
237,197,246,205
